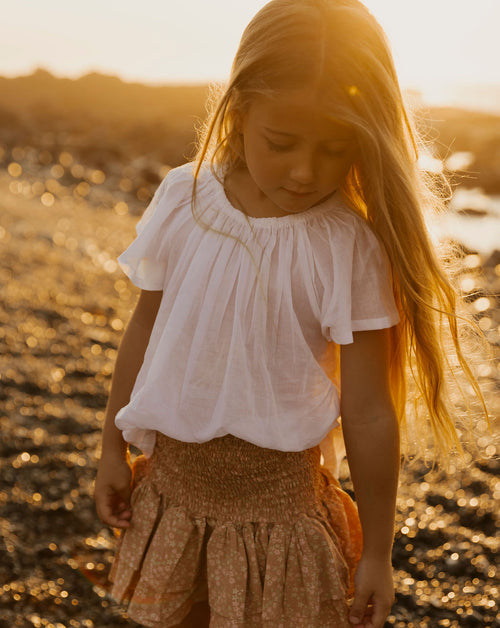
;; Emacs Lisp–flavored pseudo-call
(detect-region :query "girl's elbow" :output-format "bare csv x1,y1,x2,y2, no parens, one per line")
341,401,398,429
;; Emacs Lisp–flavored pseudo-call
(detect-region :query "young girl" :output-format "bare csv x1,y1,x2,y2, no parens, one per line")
94,1,484,626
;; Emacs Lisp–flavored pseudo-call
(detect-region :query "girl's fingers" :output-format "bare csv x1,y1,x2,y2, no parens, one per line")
107,497,132,520
370,597,394,628
349,592,372,625
98,504,131,528
355,598,393,628
111,514,131,528
95,489,132,527
105,513,131,528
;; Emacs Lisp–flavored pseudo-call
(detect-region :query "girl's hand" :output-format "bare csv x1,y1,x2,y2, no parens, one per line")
94,454,132,528
349,552,395,628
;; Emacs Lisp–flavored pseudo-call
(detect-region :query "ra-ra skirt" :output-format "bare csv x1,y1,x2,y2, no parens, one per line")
109,432,363,628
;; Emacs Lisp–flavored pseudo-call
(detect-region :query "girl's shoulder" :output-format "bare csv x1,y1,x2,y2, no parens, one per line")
163,161,215,185
154,161,215,204
319,198,391,272
321,195,377,242
159,162,196,193
134,163,197,234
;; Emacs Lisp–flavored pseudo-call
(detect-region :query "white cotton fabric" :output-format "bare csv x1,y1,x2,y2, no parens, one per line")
115,162,400,458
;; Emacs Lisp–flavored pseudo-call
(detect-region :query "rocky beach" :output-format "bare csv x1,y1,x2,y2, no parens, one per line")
0,71,499,627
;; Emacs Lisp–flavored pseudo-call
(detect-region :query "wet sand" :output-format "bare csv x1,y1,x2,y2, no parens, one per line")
0,167,498,628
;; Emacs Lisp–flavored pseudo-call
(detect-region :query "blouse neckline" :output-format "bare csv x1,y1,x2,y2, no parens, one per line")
204,165,340,229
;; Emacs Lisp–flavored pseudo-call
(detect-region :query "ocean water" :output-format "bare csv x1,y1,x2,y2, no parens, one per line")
428,188,500,257
416,149,500,257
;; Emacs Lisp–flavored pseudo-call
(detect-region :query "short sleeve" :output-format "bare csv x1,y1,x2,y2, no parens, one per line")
118,166,191,290
321,218,400,345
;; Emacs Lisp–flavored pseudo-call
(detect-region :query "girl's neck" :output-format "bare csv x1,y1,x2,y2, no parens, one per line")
223,167,292,219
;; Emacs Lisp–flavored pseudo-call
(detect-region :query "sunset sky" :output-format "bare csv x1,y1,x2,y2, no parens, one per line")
2,0,499,100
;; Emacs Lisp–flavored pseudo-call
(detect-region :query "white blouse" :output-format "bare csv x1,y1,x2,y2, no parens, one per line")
115,162,399,463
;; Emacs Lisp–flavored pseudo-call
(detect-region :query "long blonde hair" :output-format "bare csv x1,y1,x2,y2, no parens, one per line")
193,0,488,461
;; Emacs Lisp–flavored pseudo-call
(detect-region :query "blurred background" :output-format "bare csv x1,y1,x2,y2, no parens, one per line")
0,1,498,627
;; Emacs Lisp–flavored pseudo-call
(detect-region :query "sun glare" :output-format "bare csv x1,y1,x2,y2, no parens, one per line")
1,0,499,93
363,0,500,94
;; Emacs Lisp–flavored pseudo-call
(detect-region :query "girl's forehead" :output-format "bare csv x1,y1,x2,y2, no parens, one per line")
247,89,353,139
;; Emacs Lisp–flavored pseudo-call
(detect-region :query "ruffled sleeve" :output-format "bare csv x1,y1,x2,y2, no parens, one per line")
118,165,193,290
321,216,400,345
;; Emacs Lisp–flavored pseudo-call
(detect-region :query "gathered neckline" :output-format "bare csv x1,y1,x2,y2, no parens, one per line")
203,165,340,229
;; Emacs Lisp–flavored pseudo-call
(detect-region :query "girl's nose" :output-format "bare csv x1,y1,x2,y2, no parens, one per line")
289,152,315,185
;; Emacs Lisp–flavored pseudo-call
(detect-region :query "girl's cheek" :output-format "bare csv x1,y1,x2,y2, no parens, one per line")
265,153,290,174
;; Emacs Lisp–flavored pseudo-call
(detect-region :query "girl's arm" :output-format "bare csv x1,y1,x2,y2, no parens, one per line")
94,289,163,528
340,328,400,628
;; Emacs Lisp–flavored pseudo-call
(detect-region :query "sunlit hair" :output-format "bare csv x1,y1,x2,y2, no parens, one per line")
193,0,488,462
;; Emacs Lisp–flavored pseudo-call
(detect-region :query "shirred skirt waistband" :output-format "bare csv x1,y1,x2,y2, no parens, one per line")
148,433,328,522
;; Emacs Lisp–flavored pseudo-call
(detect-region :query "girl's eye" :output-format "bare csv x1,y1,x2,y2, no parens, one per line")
266,139,294,152
264,137,349,157
323,147,348,157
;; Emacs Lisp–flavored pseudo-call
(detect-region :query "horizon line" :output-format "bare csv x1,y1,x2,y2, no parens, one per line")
2,66,500,91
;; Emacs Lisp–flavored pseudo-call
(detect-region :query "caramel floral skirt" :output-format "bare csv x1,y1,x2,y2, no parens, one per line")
109,432,362,627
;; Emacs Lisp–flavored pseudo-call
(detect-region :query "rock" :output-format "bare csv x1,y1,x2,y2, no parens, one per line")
484,249,500,269
456,207,490,217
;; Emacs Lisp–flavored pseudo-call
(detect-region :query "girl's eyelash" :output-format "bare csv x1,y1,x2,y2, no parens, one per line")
324,147,348,157
265,138,348,156
266,139,293,152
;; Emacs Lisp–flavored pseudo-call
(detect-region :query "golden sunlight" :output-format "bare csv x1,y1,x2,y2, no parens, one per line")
1,0,499,94
0,1,499,627
363,0,500,102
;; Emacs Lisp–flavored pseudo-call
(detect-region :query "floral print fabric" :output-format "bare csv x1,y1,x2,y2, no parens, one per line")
109,433,362,627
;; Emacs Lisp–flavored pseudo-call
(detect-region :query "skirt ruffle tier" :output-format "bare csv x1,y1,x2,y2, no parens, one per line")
109,432,362,627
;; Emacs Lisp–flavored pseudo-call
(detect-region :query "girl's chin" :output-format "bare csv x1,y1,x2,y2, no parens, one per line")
274,190,333,214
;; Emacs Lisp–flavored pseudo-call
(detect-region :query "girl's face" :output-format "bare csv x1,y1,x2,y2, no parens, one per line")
240,89,356,214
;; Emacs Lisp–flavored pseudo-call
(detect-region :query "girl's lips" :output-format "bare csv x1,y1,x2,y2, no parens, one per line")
284,188,315,197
